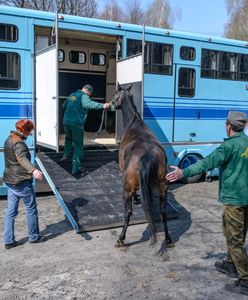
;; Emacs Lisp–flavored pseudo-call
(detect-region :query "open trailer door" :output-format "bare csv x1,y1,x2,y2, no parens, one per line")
35,45,59,151
116,54,143,141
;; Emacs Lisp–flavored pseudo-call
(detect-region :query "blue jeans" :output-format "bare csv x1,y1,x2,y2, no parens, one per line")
4,181,40,244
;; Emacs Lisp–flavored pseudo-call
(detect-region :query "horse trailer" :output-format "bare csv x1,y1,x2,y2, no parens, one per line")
0,5,248,229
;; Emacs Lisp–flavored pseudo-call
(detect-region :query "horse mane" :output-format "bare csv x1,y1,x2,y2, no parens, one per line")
121,90,142,130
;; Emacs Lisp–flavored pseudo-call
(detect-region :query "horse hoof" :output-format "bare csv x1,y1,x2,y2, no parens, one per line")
167,241,175,248
115,239,125,248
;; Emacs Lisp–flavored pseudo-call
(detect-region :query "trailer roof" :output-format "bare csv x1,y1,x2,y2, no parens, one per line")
1,4,248,48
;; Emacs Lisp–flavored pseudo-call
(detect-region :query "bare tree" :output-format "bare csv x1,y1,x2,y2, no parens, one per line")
144,0,173,29
99,0,124,21
0,0,33,8
65,0,97,17
224,0,248,40
0,0,98,17
124,0,143,25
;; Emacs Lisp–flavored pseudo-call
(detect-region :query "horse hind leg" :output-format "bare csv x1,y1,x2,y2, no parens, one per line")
133,191,141,205
160,195,174,248
115,192,133,248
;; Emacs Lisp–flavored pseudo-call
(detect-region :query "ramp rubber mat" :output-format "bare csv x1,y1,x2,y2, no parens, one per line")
37,148,179,232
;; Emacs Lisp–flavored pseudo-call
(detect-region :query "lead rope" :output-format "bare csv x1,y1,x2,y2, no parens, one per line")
90,110,105,141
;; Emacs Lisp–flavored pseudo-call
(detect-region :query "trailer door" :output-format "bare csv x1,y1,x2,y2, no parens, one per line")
35,45,59,151
116,54,143,141
173,65,200,142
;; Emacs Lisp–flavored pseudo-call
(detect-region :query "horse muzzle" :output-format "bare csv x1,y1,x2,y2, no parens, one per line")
109,104,116,111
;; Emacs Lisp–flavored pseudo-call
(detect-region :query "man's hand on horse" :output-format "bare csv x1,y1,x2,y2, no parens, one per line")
103,103,110,110
166,166,183,182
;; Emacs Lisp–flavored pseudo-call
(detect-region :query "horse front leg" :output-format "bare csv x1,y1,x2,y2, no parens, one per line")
115,191,133,247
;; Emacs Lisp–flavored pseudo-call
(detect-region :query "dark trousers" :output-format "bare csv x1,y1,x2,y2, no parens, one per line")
222,205,248,280
63,124,84,172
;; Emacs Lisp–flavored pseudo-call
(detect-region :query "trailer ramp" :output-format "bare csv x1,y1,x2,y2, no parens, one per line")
36,147,179,233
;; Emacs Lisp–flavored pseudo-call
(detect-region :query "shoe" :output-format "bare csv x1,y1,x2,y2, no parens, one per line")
225,279,248,296
60,155,69,162
5,241,21,250
72,164,88,176
29,235,48,244
214,260,238,278
72,167,81,175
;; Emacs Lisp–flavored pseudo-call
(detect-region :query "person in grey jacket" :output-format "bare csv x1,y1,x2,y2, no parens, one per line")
3,119,44,249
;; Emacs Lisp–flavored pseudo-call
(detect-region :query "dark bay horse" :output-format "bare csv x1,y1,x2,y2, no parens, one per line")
109,84,173,250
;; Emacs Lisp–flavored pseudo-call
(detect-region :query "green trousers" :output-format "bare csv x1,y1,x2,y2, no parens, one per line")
63,124,84,173
222,205,248,280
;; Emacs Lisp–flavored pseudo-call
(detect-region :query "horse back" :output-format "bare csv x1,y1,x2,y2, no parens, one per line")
119,124,167,173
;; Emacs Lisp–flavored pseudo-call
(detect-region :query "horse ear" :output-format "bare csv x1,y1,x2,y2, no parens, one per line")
127,85,132,92
117,82,122,91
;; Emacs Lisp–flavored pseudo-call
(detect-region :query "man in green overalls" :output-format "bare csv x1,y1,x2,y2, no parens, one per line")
62,84,109,175
166,111,248,296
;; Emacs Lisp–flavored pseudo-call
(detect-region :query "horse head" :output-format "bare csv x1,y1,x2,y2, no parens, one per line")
109,83,132,110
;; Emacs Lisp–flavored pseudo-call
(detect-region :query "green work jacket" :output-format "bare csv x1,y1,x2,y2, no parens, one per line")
63,89,103,126
183,132,248,205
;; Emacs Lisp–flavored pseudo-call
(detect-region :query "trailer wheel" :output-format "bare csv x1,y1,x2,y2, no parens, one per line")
179,153,203,183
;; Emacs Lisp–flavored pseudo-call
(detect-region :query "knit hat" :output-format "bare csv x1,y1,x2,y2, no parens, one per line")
83,84,93,93
15,119,34,135
227,111,247,131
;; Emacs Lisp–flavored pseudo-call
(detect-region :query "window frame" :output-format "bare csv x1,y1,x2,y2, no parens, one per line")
201,48,220,79
126,39,142,58
90,53,106,66
239,53,248,81
145,42,173,76
219,51,238,81
0,51,21,90
0,23,18,42
178,67,196,98
180,46,196,61
58,49,65,62
69,50,86,64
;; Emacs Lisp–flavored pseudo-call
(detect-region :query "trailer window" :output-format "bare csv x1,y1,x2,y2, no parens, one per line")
58,49,64,62
180,46,195,60
201,49,219,79
178,68,195,97
0,24,18,42
220,51,238,80
127,39,142,57
69,51,86,64
239,54,248,81
145,42,173,75
90,53,106,66
0,52,20,89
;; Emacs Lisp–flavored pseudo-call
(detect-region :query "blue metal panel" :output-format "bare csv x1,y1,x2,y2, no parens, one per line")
0,45,34,148
0,15,29,50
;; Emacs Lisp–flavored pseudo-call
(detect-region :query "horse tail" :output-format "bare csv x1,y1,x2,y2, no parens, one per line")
138,153,158,243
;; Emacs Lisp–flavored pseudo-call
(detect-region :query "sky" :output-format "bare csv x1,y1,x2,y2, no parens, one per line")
163,0,229,37
99,0,229,38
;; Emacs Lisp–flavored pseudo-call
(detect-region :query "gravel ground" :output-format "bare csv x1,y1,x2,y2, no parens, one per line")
0,180,247,300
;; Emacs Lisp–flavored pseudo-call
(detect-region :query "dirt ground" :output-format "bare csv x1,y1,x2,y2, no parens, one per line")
0,180,247,300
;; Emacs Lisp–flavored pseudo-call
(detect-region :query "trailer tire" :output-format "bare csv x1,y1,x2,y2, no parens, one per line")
179,153,203,183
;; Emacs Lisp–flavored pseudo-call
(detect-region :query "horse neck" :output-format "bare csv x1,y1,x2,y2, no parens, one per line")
121,94,139,129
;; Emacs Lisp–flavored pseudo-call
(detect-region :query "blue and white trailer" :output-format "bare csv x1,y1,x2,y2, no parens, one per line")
0,5,248,229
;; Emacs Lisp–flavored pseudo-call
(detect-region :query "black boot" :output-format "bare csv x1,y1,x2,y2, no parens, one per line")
214,260,238,278
5,241,21,250
225,279,248,296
